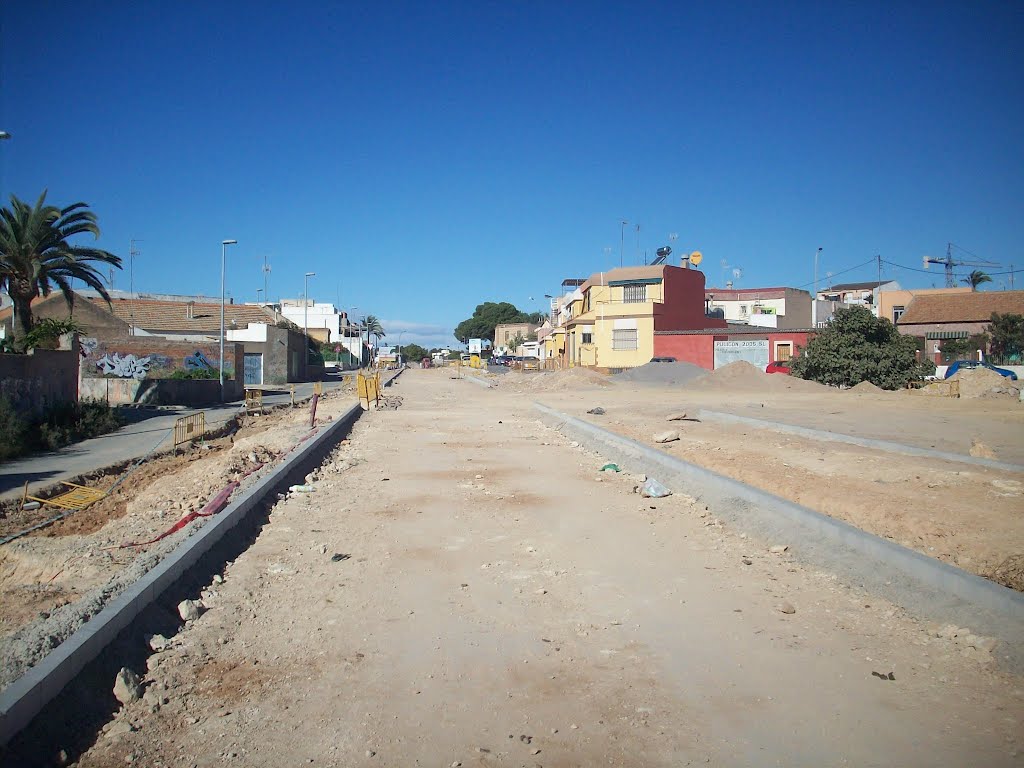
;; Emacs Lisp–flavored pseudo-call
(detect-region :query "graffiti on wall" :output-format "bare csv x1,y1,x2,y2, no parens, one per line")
82,340,233,380
96,352,152,380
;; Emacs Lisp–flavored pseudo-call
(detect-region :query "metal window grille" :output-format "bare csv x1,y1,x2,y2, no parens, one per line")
612,329,638,350
622,284,647,303
582,333,593,344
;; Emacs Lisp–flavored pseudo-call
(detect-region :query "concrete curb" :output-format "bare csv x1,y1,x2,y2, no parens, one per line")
0,399,367,745
698,409,1024,474
534,402,1024,669
463,374,493,389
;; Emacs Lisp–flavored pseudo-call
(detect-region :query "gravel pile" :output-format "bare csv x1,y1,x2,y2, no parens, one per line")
613,361,707,387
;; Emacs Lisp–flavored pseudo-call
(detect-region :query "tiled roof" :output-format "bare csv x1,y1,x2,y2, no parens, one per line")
704,287,791,300
897,290,1024,325
86,296,281,333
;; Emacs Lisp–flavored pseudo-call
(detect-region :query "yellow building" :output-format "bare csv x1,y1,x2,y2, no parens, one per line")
562,264,720,370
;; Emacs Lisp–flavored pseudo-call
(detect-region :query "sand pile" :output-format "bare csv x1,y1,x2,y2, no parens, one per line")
614,361,706,387
914,367,1020,400
955,367,1020,400
498,367,615,392
688,361,825,393
849,381,887,395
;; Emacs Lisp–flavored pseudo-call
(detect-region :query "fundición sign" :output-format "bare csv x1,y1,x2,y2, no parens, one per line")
713,339,769,370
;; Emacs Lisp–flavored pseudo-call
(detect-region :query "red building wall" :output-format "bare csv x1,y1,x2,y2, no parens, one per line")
654,266,727,331
655,330,810,370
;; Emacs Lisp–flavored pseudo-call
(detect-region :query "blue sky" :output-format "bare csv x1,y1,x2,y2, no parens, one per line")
2,2,1022,348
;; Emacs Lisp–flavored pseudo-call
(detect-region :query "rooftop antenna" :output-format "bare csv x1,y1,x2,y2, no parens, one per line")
261,255,272,303
129,238,143,335
720,258,731,287
635,223,641,264
731,267,743,286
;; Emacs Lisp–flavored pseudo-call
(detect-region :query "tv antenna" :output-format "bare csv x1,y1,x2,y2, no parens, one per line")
261,255,272,302
129,238,143,335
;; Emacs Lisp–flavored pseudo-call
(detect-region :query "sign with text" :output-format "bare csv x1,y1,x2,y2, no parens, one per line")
713,339,769,370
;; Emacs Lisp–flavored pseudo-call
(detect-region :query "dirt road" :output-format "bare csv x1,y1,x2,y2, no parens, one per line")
71,371,1022,767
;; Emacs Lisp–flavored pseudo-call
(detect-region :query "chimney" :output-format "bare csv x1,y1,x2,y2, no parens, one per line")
186,301,195,320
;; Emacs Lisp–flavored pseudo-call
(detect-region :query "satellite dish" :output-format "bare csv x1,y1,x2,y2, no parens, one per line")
690,251,703,266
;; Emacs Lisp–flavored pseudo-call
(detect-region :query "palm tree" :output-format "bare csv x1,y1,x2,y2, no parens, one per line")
1,191,121,349
962,270,992,291
362,315,385,365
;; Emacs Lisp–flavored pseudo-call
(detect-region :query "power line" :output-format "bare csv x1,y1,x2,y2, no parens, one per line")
793,258,876,290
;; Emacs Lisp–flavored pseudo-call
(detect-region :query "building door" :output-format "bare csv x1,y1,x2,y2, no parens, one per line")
243,353,263,385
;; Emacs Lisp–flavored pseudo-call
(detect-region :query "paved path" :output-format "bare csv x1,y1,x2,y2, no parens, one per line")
70,370,1024,767
0,378,351,502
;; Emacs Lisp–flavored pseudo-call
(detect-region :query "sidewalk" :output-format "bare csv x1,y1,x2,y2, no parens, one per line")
0,379,348,502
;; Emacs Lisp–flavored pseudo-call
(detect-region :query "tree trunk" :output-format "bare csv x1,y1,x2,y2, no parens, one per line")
9,281,37,351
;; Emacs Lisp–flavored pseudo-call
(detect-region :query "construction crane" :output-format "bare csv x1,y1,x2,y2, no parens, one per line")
923,243,999,288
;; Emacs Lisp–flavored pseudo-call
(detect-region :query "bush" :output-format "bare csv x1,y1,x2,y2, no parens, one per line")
0,397,123,461
790,306,935,390
168,367,222,380
0,397,30,461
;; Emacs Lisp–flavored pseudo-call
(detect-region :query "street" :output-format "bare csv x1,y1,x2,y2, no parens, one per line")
71,370,1023,767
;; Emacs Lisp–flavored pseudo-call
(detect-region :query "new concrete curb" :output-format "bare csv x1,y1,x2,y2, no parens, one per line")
534,402,1024,670
698,409,1024,474
463,374,493,389
0,383,391,745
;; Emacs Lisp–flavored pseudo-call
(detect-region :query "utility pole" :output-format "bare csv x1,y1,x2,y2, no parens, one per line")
619,220,628,268
129,239,142,335
876,254,883,317
262,256,272,303
812,247,822,327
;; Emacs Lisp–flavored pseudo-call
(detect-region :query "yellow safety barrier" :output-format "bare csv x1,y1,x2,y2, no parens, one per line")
357,371,380,408
174,411,207,445
27,482,108,511
244,388,264,414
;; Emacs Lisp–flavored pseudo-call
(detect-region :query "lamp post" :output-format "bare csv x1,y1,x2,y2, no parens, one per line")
303,272,316,338
812,246,823,327
397,331,406,366
220,239,238,401
256,288,263,304
620,220,628,268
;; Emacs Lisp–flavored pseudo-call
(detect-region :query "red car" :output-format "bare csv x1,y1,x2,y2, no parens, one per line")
765,361,791,374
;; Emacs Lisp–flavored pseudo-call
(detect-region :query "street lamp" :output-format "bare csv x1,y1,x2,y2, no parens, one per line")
256,288,263,304
812,246,823,327
303,272,316,338
397,331,406,366
220,239,238,401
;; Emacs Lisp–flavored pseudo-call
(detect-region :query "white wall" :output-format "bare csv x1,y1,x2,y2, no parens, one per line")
226,323,269,342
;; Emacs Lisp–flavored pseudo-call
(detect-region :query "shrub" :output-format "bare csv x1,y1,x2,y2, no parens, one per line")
0,397,123,461
168,367,222,380
790,306,935,390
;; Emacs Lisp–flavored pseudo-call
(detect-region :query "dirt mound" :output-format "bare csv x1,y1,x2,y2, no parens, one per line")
847,380,898,396
498,367,615,392
614,361,706,387
689,361,826,394
913,368,1021,400
954,367,1021,400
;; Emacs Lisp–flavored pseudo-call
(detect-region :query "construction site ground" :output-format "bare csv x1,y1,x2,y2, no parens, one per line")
6,368,1021,767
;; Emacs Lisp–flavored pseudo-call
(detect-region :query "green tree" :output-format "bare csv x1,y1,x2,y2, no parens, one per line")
361,315,385,365
789,306,934,390
940,333,989,363
454,302,536,343
0,191,122,349
401,342,428,362
987,312,1024,364
508,333,525,353
962,270,992,291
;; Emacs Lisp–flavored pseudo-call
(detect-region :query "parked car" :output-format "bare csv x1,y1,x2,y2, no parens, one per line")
944,360,1017,380
649,356,677,363
765,361,791,375
489,356,510,366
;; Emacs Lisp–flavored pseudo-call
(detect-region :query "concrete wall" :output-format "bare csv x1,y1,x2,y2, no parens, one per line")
234,325,307,384
0,348,80,417
79,338,243,404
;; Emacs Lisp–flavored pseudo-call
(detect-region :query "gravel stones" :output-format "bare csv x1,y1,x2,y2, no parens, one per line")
113,667,142,705
177,599,203,622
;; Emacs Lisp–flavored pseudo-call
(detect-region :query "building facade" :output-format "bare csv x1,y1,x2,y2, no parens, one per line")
704,287,812,329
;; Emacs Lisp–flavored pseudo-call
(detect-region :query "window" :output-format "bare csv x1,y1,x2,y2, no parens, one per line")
612,329,638,350
581,332,593,344
740,304,748,316
622,283,647,303
775,342,793,362
892,305,906,323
